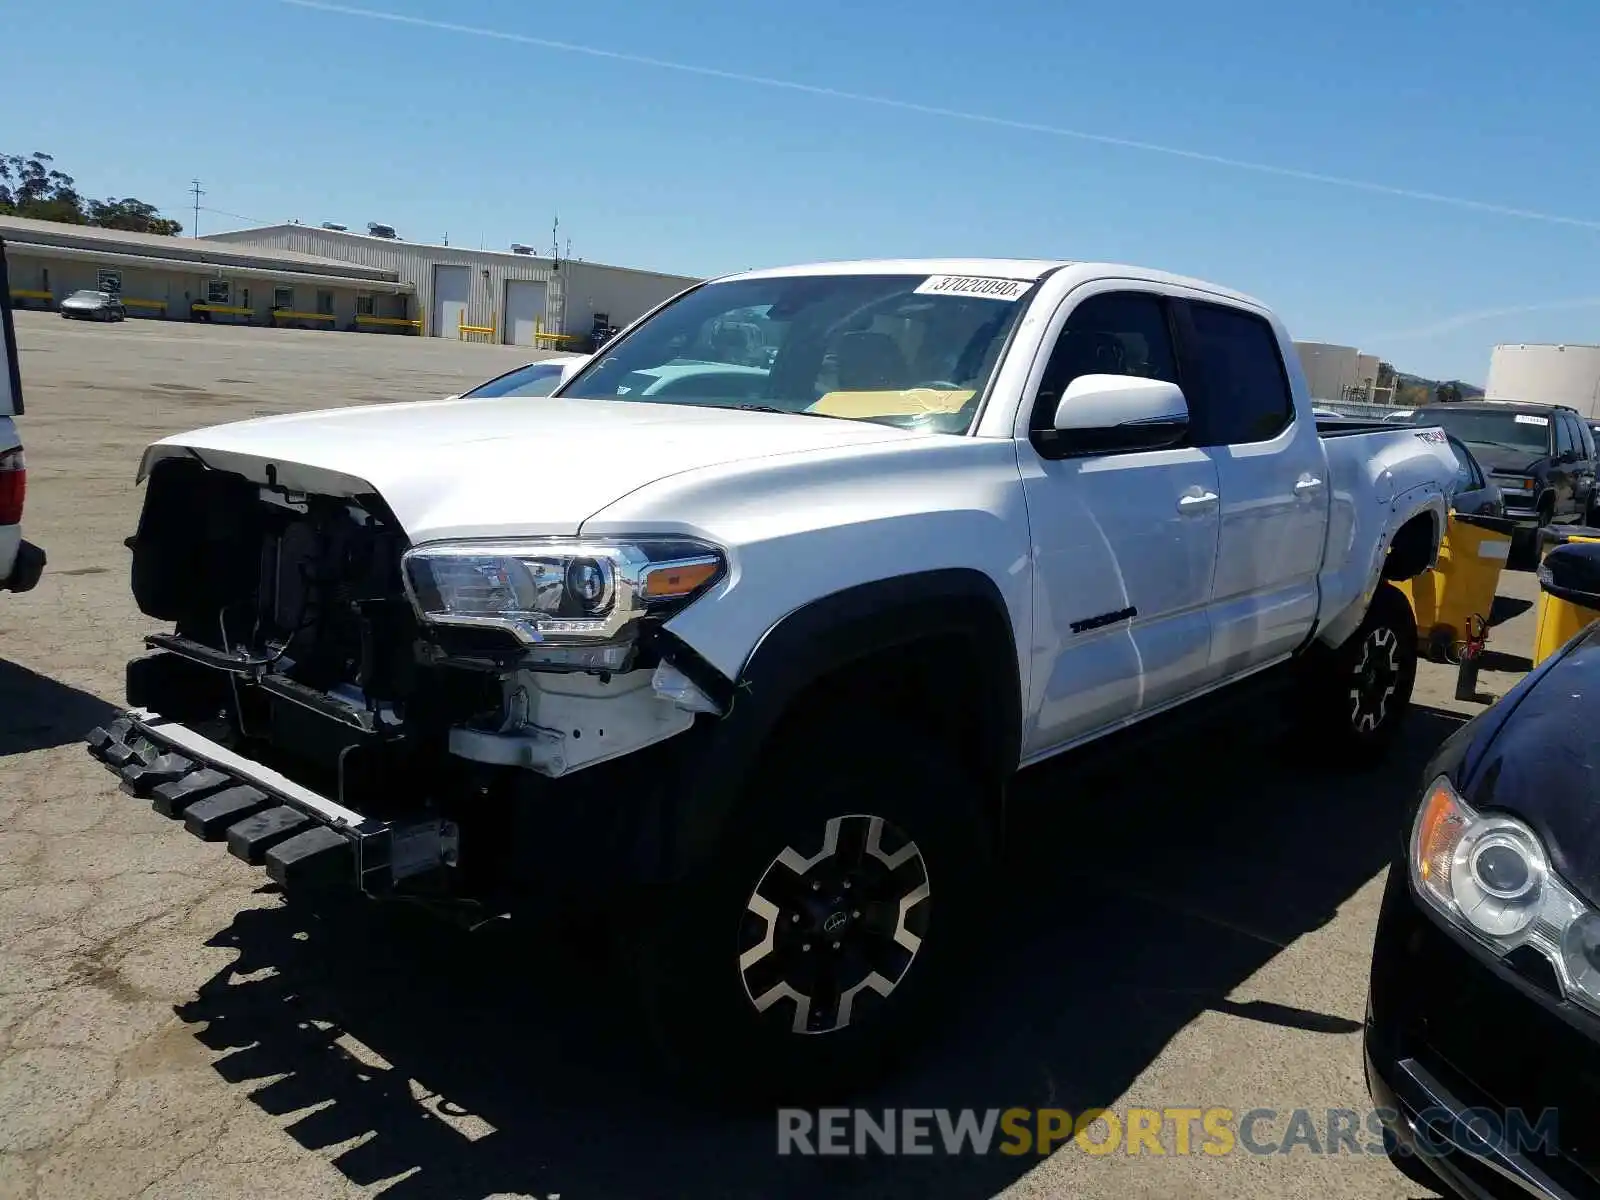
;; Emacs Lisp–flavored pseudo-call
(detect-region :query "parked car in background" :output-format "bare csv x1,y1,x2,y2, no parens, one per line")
0,240,45,594
1368,620,1600,1198
1443,433,1504,518
1394,400,1597,533
59,289,125,322
447,354,590,400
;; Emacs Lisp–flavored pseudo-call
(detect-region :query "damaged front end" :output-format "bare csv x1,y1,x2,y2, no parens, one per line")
91,455,730,909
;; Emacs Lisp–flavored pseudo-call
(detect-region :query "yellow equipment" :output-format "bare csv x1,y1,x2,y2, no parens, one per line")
1395,512,1515,660
1537,525,1600,562
1534,541,1600,666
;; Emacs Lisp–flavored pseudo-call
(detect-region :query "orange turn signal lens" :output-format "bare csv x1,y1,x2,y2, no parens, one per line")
1413,776,1470,900
642,559,720,600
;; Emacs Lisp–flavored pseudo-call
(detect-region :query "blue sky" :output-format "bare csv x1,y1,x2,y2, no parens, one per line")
7,0,1599,382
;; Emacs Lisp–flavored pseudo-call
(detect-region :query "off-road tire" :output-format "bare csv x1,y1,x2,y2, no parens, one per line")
1300,582,1418,763
628,722,991,1108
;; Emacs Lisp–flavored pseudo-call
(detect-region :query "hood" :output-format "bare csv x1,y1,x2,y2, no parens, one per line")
60,296,104,309
1466,444,1544,475
1461,624,1600,907
140,395,920,542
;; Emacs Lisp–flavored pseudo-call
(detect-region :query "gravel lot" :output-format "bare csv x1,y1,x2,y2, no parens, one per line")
0,312,1543,1199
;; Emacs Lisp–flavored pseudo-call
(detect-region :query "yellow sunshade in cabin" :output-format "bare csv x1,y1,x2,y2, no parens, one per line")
808,388,975,419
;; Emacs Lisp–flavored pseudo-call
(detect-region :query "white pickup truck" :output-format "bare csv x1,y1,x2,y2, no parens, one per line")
0,239,45,595
90,258,1457,1098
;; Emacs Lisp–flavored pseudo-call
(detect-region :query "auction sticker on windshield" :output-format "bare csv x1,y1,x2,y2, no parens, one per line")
914,275,1032,301
1515,414,1549,426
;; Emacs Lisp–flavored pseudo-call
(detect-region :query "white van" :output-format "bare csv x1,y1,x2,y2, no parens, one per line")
0,237,45,593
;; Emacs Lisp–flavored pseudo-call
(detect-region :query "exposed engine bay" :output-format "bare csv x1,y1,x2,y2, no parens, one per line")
125,458,713,838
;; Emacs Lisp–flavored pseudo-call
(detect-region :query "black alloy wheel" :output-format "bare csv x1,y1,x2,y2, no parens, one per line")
737,813,931,1036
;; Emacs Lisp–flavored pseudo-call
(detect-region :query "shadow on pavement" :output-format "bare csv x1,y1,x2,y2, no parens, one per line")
1489,595,1535,627
174,703,1465,1199
1478,649,1534,674
0,658,119,755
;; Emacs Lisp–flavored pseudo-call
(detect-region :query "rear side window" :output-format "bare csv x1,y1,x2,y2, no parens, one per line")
1579,419,1597,461
1031,291,1179,430
462,362,564,398
1447,436,1483,492
1181,302,1295,446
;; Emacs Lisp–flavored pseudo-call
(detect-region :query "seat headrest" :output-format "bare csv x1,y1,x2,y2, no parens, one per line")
836,331,909,390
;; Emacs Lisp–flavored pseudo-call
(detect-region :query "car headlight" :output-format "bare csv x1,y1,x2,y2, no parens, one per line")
1411,775,1599,1011
402,537,724,669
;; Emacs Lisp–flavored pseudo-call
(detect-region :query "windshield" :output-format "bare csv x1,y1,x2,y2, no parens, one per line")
69,290,107,301
559,273,1032,433
461,360,568,398
1409,408,1551,455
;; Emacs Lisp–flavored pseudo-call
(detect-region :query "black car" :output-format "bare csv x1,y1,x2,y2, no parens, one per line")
1444,433,1505,518
1366,615,1600,1199
1400,401,1597,531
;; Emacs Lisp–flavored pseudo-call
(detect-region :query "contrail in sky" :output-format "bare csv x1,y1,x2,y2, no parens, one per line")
276,0,1600,232
1376,297,1600,342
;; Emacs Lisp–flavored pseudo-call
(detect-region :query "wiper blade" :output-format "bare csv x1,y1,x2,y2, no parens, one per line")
732,403,842,420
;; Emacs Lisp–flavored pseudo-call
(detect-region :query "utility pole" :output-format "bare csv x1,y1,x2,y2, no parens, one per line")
190,179,204,238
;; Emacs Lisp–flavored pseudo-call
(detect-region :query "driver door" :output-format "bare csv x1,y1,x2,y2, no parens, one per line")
1017,288,1220,758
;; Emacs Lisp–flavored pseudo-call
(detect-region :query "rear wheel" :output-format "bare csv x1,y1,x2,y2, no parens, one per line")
629,725,990,1105
1301,582,1418,761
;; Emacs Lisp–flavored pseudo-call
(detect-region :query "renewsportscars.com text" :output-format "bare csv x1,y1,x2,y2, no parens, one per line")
777,1106,1559,1158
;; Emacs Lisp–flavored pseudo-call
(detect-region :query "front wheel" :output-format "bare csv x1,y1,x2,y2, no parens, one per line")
1299,582,1418,762
628,727,991,1105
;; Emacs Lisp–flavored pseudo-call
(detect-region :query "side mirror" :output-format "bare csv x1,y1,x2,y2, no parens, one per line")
1041,374,1188,457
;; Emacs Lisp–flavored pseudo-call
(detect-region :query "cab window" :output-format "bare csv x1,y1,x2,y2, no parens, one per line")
1179,302,1295,446
1555,415,1578,460
1031,291,1180,431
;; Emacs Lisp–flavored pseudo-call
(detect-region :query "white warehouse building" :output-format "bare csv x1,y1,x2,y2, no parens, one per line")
1296,342,1360,402
1486,344,1600,419
202,224,701,347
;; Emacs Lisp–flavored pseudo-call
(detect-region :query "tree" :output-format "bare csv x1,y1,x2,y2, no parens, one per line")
87,197,182,236
0,151,181,234
0,152,86,224
1435,382,1463,404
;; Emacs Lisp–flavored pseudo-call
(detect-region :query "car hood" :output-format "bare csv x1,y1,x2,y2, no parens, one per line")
60,297,103,309
139,395,921,542
1461,624,1600,907
1467,445,1544,475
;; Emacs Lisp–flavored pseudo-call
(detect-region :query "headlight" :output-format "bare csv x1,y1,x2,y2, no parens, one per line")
1411,775,1597,1010
402,537,724,669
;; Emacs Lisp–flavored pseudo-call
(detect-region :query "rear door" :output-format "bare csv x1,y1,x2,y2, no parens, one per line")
1173,299,1326,676
1576,418,1598,514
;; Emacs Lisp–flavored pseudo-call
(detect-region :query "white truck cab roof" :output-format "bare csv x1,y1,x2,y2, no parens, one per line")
716,258,1267,310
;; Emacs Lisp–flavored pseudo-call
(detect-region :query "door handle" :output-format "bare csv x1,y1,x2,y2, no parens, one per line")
1294,476,1324,497
1177,491,1219,514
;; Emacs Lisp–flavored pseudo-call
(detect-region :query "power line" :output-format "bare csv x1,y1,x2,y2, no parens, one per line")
199,204,269,226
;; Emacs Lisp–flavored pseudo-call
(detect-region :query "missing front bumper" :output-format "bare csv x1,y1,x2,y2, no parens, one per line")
86,709,458,897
